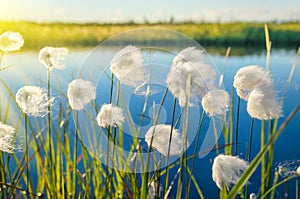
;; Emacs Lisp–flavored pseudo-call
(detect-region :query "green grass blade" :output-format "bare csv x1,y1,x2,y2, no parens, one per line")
235,96,240,155
270,170,279,199
228,104,300,198
262,174,298,199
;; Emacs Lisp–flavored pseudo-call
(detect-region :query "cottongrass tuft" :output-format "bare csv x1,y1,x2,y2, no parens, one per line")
247,88,281,120
145,124,184,156
0,122,21,153
201,89,230,117
249,193,256,199
96,104,124,128
166,47,216,107
233,65,272,101
16,86,54,117
0,31,24,52
233,65,281,120
39,46,68,70
212,154,248,190
110,45,147,87
67,79,96,111
297,166,300,175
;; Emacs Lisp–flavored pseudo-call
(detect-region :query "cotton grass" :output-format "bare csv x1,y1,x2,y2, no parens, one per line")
16,86,54,117
39,46,68,70
201,89,230,117
247,88,281,120
110,45,147,88
233,65,281,120
145,124,184,156
96,104,124,128
249,193,256,199
67,79,96,111
212,154,248,190
166,47,216,107
0,122,21,153
0,31,24,52
233,65,272,101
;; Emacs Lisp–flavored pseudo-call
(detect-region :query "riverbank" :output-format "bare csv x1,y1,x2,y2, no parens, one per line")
0,21,299,49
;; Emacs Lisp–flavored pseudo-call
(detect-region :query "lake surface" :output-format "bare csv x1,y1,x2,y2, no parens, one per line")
0,47,299,198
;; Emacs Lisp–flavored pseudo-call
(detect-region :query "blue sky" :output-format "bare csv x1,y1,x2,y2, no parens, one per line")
0,0,299,22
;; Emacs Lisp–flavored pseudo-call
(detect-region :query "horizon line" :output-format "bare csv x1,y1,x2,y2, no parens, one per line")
1,19,300,25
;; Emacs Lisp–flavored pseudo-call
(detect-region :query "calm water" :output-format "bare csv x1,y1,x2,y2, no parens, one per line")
0,47,299,198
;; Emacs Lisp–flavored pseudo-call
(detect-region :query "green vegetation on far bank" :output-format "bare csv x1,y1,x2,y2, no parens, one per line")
0,21,299,49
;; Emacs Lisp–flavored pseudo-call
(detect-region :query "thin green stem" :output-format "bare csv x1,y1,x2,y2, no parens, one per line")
228,88,234,155
176,74,191,199
156,165,161,199
247,117,255,162
24,114,30,197
262,174,297,199
270,171,279,199
266,120,274,190
104,132,111,196
114,81,124,198
245,117,254,198
109,73,114,104
104,72,114,198
139,84,152,198
285,180,289,199
261,120,266,196
141,88,168,199
47,68,53,174
212,117,219,155
176,113,187,199
72,111,79,197
163,97,177,197
235,96,240,155
264,23,272,71
185,163,205,199
187,110,205,199
296,178,299,199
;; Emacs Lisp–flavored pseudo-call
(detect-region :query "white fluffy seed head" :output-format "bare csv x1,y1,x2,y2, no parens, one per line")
145,124,185,156
233,65,273,101
212,154,248,190
110,45,148,87
249,193,256,199
0,122,22,153
39,46,68,70
202,89,230,117
166,47,216,107
67,79,96,111
96,104,124,128
0,31,24,52
297,167,300,175
247,88,281,120
16,86,53,117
